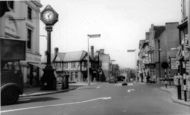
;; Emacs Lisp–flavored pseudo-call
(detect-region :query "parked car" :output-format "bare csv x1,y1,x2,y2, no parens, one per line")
122,81,128,86
1,39,25,105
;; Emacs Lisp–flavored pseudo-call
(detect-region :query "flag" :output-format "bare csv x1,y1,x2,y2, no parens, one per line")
127,49,136,52
87,34,101,38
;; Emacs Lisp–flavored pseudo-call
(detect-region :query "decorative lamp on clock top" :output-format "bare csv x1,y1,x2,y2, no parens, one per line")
41,5,58,26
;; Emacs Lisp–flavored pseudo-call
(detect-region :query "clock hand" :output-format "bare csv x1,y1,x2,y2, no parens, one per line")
48,14,51,19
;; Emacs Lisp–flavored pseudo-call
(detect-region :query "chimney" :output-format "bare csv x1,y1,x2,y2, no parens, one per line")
145,32,149,40
54,47,59,56
100,49,104,54
91,46,94,58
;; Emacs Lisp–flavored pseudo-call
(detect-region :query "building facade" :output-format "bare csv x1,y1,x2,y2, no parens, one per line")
138,39,150,82
138,22,179,83
177,0,190,75
53,50,88,82
0,1,42,87
52,49,101,83
159,23,179,80
98,49,111,82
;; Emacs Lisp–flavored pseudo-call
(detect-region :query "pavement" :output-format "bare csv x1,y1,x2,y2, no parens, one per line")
21,82,97,97
160,86,190,107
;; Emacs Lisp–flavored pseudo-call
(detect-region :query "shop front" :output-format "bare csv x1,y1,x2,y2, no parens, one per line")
22,52,41,87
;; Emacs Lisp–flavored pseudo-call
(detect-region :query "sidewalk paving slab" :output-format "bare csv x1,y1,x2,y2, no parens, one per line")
160,86,190,107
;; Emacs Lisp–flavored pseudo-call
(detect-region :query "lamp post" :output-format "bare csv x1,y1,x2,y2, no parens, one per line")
87,34,101,85
110,59,115,81
127,49,137,81
40,5,58,90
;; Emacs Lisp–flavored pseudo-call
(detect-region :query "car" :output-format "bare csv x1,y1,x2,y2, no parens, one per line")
109,78,117,83
122,82,128,86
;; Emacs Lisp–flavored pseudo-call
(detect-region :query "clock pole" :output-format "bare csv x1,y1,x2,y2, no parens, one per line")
46,26,52,66
40,5,58,90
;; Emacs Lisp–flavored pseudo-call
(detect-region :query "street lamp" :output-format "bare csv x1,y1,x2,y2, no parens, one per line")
87,34,101,85
127,49,137,81
127,49,137,67
110,59,115,81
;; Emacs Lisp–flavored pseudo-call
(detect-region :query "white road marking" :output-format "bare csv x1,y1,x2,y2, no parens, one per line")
96,86,100,89
115,83,134,87
127,89,135,93
128,83,133,86
1,97,111,113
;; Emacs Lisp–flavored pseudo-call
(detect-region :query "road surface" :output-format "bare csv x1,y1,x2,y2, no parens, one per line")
1,82,190,115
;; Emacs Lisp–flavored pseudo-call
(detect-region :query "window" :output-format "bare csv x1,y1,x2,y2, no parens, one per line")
71,62,76,68
27,28,32,49
64,63,68,69
27,7,32,20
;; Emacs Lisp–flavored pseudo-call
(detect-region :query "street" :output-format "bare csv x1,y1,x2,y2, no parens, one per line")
1,83,190,115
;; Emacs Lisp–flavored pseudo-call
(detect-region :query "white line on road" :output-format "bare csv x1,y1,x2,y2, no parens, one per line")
115,83,134,87
96,86,100,89
128,83,133,86
127,89,135,93
1,97,112,113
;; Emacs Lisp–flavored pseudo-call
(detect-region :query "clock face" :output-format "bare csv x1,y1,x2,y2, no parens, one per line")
43,10,54,22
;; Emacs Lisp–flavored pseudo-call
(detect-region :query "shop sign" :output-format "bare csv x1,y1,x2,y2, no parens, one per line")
186,61,190,74
170,58,178,70
26,53,41,63
187,75,190,90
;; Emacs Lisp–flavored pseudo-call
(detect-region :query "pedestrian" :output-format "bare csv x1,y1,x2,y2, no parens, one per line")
140,72,143,82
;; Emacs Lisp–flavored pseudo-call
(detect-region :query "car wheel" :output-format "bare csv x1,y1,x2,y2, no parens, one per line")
1,86,19,105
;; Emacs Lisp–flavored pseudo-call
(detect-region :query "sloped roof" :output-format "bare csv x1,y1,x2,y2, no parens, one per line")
42,50,95,63
55,50,87,62
64,51,87,61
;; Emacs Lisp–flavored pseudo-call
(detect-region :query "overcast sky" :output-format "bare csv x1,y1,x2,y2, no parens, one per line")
40,0,181,68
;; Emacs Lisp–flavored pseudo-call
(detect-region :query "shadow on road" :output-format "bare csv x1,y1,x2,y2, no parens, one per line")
16,97,59,105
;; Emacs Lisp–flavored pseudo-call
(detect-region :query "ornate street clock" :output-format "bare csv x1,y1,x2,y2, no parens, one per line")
40,5,59,90
41,5,58,26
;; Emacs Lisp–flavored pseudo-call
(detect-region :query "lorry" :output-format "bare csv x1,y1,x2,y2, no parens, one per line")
1,38,26,105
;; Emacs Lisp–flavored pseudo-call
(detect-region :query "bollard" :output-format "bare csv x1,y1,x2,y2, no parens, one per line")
184,78,187,101
177,85,182,99
177,74,182,100
184,90,187,101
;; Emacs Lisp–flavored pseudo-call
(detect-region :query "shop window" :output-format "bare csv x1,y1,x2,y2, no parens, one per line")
64,63,68,69
71,62,76,68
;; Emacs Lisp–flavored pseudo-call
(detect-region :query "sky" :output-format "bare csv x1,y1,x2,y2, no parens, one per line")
40,0,181,68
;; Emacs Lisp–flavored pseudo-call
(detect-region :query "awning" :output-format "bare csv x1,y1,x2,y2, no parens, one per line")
178,21,188,29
